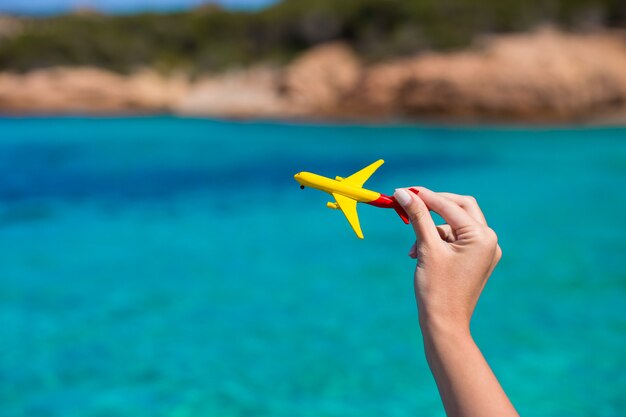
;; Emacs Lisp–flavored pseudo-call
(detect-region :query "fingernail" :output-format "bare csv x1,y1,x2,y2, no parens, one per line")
394,189,412,207
409,188,420,195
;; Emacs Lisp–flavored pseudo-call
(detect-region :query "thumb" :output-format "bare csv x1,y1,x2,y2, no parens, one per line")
394,188,439,245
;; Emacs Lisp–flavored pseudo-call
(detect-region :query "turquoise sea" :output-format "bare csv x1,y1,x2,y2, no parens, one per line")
1,117,625,417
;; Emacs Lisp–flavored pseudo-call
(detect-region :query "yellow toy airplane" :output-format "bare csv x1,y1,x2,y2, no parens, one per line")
294,159,410,239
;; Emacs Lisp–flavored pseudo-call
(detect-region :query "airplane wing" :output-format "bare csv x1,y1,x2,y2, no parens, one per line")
332,193,364,239
342,159,384,188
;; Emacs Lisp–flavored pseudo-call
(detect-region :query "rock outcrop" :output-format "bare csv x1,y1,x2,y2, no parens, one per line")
280,42,361,113
0,67,188,114
360,28,626,121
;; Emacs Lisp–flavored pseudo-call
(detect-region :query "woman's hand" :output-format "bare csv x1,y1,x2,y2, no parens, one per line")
393,186,517,417
394,187,502,333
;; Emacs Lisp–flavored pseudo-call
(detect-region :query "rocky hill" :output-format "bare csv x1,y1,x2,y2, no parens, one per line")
2,28,625,123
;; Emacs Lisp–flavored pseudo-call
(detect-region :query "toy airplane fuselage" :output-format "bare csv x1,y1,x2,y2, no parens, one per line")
294,159,409,239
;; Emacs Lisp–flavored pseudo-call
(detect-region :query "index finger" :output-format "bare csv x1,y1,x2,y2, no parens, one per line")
411,187,478,230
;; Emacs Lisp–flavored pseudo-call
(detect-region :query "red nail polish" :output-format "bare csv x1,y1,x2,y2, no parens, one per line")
409,188,420,195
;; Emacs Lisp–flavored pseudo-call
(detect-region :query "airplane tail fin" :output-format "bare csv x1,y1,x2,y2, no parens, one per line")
394,206,410,224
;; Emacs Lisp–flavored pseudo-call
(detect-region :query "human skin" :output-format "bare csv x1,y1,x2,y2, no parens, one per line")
393,186,519,417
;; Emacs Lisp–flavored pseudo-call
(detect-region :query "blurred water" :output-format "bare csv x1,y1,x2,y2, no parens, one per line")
1,117,625,417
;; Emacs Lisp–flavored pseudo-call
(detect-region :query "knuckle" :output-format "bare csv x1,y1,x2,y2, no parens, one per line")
462,195,477,206
481,227,498,246
495,245,503,261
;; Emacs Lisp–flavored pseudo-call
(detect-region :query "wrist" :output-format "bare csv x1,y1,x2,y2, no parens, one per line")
418,310,472,342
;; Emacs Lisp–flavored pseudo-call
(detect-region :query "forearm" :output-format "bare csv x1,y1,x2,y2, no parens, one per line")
393,187,516,416
420,317,519,417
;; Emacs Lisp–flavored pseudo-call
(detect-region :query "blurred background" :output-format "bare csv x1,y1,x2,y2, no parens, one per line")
1,1,626,417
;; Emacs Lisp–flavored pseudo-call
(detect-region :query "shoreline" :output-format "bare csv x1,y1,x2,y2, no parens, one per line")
1,29,626,126
3,113,626,130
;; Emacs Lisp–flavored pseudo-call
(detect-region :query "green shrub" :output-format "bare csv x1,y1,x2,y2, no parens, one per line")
0,0,623,73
